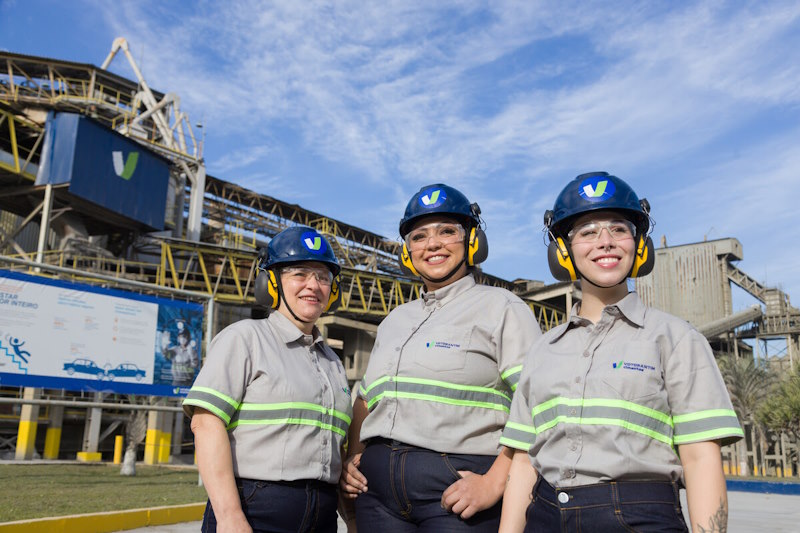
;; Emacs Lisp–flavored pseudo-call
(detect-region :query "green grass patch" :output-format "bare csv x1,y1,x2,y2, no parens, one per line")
0,464,207,522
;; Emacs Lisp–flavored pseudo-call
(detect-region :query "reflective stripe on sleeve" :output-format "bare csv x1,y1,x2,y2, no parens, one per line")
531,397,674,446
362,375,512,413
229,402,352,437
501,365,523,391
183,386,241,425
500,421,536,451
672,409,743,444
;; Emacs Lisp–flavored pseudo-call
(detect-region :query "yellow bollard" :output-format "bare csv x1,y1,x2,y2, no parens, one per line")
114,435,124,464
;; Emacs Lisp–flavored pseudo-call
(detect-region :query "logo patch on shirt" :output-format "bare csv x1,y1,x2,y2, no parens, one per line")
426,340,461,349
612,360,656,372
342,386,351,396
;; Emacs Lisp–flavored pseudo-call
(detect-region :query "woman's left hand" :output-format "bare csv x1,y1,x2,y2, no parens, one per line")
441,470,501,519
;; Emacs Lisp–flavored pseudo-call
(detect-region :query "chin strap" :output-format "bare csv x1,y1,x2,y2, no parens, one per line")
276,278,312,324
571,243,627,290
419,256,466,285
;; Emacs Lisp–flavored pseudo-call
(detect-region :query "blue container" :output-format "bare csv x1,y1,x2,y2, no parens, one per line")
36,112,170,230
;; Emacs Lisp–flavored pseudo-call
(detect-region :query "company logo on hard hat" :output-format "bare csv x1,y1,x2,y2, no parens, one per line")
112,151,139,180
419,187,446,208
301,231,326,254
578,176,616,202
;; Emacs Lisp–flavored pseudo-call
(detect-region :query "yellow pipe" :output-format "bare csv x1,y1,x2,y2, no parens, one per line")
43,427,62,459
113,435,124,464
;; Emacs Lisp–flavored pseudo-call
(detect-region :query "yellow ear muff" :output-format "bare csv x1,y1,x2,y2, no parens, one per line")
467,227,488,266
324,277,341,313
631,235,655,278
255,269,281,308
547,237,578,282
398,243,419,276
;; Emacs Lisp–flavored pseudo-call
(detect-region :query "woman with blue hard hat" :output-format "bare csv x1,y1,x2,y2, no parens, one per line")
340,184,542,531
183,226,352,533
498,172,743,532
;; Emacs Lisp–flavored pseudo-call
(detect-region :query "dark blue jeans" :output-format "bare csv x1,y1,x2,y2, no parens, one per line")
354,439,501,532
524,476,688,532
202,478,338,533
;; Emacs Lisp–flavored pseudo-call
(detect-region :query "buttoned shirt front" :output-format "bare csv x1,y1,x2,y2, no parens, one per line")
502,292,743,487
359,274,542,455
183,312,352,483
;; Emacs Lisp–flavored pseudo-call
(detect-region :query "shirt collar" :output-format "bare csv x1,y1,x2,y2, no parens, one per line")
269,310,324,347
613,292,646,327
548,292,645,343
420,274,475,308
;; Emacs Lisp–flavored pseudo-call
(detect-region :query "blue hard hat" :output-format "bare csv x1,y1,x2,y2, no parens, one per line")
399,183,480,237
546,172,650,238
261,226,341,276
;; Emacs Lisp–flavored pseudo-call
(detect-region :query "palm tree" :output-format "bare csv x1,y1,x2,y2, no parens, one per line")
758,362,800,475
718,353,775,475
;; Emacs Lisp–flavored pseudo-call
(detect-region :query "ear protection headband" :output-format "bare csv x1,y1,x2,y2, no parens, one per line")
254,254,341,313
397,225,488,277
545,202,655,282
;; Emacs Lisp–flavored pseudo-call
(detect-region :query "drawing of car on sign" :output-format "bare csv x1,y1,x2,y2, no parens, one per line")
106,363,146,381
63,358,104,378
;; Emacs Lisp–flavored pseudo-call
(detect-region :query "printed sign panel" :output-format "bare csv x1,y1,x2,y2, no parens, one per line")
0,269,203,397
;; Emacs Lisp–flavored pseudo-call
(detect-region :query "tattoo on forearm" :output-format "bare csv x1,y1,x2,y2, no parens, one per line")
697,499,727,533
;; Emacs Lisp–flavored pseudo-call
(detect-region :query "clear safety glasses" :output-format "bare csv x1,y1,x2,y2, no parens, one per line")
404,223,465,251
567,220,636,244
281,266,333,286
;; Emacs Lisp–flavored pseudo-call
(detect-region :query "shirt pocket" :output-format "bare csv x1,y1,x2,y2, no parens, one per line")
600,341,664,402
412,326,472,373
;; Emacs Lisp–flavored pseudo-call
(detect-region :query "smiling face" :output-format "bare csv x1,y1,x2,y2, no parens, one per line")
569,210,636,291
407,215,468,291
277,261,332,333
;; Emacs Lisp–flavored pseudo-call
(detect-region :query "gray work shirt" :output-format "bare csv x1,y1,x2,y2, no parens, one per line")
359,274,542,455
183,312,352,484
501,292,743,487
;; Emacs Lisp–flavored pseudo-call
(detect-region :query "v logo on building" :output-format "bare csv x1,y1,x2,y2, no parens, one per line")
420,190,440,205
112,151,139,180
304,237,321,250
582,180,607,198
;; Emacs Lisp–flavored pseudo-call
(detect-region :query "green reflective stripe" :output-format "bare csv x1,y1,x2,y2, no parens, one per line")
184,388,239,422
228,418,348,437
501,365,523,380
673,413,740,438
506,421,536,434
362,375,391,395
501,422,537,451
499,437,532,451
672,409,737,424
532,397,672,426
501,365,523,388
361,376,511,412
233,408,350,435
368,391,510,413
533,404,673,441
673,426,744,444
182,398,231,425
535,415,673,446
189,386,240,409
239,402,351,424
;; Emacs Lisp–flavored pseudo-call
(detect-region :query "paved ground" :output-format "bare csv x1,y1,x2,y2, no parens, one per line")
120,490,800,532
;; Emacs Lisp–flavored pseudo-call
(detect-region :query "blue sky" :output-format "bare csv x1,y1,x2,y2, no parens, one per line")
2,0,800,309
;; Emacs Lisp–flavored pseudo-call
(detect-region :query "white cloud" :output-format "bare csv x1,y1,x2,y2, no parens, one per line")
88,0,800,298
